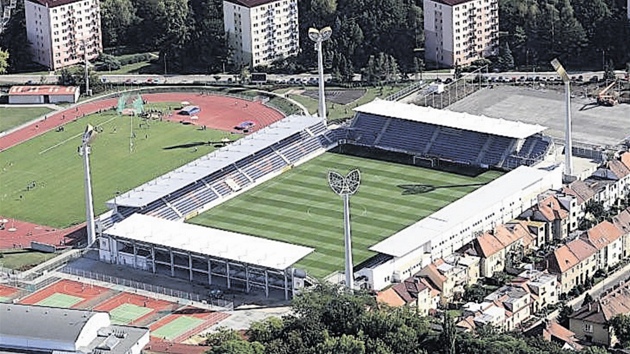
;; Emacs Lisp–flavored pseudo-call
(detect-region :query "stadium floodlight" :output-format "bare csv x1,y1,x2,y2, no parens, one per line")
328,169,361,290
550,58,573,177
79,124,97,247
309,26,332,120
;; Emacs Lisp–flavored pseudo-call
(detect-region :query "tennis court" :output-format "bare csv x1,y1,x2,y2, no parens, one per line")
152,316,205,341
35,293,84,308
109,303,153,325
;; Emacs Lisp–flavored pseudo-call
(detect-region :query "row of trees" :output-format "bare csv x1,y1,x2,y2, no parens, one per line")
203,285,610,354
0,0,629,75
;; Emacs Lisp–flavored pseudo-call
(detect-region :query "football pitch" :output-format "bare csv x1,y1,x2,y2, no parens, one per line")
190,153,503,278
0,110,239,228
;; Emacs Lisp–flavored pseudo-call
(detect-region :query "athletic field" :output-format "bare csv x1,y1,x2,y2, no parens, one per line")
0,109,238,228
190,153,503,278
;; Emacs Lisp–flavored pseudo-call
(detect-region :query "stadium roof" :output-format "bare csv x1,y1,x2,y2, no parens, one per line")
354,99,546,139
110,115,323,208
105,214,315,270
369,166,555,258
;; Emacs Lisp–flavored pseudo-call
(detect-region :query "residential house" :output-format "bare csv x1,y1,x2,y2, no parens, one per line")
469,222,534,278
511,269,558,313
457,302,506,332
569,283,630,346
525,320,583,350
546,238,598,296
612,207,630,258
457,285,531,332
563,180,597,218
580,220,624,271
376,275,440,316
519,195,573,242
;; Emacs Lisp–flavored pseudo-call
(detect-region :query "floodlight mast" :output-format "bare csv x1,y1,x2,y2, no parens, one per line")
328,169,361,290
550,58,573,178
309,27,332,120
79,125,97,247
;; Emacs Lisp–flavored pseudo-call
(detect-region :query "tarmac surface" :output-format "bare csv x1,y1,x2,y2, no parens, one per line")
446,85,630,147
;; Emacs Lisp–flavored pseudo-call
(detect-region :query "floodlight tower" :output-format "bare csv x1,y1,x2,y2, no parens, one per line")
328,169,361,290
79,125,97,246
550,58,573,178
308,26,332,120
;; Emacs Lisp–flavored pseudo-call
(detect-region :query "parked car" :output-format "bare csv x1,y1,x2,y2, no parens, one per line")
234,121,256,130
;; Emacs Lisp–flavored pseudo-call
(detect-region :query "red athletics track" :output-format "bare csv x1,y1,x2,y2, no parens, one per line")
0,284,20,301
0,216,83,250
19,279,111,307
0,92,285,151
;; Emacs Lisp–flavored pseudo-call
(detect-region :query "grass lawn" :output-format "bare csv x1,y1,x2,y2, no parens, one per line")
0,107,54,133
0,249,58,270
0,111,241,228
190,153,502,279
278,85,401,122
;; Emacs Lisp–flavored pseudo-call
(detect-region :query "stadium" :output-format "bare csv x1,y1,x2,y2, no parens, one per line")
86,96,563,297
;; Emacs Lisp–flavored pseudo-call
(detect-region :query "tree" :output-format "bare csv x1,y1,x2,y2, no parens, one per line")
582,293,594,307
0,48,8,74
0,2,33,72
206,340,264,354
463,284,489,303
57,67,103,94
439,312,456,354
557,304,574,328
204,327,242,347
611,314,630,348
100,0,137,48
315,334,365,354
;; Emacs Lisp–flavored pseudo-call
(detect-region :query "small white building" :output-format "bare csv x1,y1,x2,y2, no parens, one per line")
0,303,149,353
8,85,80,104
24,0,102,70
223,0,299,68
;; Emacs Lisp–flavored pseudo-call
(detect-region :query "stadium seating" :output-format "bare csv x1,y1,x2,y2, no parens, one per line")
349,113,388,146
376,119,437,153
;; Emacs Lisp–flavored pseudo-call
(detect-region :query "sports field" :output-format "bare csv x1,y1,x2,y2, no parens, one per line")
35,293,84,308
0,107,53,133
0,110,239,228
110,303,153,325
190,153,503,278
151,316,204,340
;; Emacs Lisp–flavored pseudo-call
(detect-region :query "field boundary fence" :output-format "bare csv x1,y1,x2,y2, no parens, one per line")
61,266,234,312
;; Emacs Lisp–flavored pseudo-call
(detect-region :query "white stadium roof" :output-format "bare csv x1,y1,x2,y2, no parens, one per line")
105,214,315,270
110,115,323,208
354,99,546,139
369,166,553,258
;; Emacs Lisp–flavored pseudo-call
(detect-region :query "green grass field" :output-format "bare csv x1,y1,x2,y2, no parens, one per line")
110,303,153,325
152,316,204,340
36,293,84,308
0,249,59,270
190,153,502,278
0,112,240,228
0,107,54,133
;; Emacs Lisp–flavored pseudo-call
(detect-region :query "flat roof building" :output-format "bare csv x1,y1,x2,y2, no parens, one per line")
24,0,102,70
423,0,499,67
223,0,299,68
0,303,149,354
8,85,80,104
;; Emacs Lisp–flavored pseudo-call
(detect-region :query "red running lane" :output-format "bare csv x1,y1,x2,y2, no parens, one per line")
0,92,285,151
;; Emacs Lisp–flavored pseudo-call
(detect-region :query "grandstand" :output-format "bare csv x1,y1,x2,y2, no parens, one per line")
96,115,329,231
336,99,553,170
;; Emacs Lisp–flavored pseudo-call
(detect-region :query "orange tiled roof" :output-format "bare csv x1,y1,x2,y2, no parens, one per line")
549,244,580,273
537,196,569,221
563,180,596,205
621,152,630,170
475,223,533,258
566,239,597,262
581,220,623,250
377,287,406,307
612,208,630,235
607,160,630,179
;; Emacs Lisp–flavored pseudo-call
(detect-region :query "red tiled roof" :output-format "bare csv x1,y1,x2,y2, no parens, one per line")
548,245,580,273
9,85,79,96
563,180,596,205
566,239,597,262
612,208,630,234
581,220,623,250
377,287,406,307
621,152,630,170
607,160,630,179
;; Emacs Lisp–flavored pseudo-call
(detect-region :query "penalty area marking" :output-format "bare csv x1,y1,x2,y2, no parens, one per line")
39,116,118,155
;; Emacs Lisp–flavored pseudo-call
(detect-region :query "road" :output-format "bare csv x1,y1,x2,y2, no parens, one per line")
0,70,626,86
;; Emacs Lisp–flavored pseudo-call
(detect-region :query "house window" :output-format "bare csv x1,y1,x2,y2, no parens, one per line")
584,323,593,333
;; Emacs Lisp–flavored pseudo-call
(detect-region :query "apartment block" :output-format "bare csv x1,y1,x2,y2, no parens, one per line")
24,0,102,71
223,0,298,68
423,0,498,67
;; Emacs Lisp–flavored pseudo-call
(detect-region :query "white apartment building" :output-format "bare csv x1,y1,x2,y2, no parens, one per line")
24,0,102,71
423,0,498,67
223,0,298,68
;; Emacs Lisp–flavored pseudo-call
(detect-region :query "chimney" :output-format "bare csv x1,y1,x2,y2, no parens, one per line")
588,303,592,312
